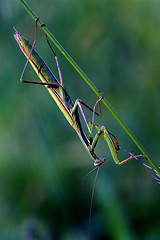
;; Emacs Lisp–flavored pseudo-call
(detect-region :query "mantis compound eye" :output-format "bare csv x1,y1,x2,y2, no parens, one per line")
94,158,106,167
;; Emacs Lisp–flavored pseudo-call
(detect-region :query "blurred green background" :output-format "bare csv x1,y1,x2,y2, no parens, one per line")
0,0,160,239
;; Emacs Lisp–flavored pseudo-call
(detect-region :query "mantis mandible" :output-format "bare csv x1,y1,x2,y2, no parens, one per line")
14,19,144,171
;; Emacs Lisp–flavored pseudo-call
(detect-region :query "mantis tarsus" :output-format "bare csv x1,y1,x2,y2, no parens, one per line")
14,19,144,170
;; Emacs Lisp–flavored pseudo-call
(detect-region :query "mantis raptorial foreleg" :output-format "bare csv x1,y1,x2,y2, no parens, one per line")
90,123,145,166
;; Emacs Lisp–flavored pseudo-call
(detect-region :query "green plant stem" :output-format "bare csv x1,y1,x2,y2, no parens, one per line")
19,0,160,175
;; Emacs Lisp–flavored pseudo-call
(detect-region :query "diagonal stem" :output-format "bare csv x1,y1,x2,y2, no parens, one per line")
18,0,160,175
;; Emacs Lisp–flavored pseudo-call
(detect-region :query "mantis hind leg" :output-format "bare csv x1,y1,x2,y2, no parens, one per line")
44,33,64,85
20,17,39,83
20,18,63,88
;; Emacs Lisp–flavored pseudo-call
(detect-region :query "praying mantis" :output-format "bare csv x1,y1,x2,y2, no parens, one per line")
14,19,144,171
14,20,160,234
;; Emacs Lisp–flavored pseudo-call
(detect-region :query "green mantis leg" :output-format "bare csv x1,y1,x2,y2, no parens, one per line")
91,124,140,167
